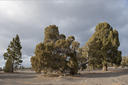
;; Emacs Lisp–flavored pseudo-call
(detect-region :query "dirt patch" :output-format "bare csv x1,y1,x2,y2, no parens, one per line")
0,67,128,85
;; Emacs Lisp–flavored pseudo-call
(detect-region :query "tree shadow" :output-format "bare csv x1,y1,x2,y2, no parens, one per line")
0,71,39,79
0,68,128,79
74,68,128,78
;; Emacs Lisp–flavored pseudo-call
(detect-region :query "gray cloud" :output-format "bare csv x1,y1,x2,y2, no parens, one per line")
0,0,128,68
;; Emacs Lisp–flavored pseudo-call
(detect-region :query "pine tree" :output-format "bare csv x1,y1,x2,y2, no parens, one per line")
3,35,22,73
4,57,12,73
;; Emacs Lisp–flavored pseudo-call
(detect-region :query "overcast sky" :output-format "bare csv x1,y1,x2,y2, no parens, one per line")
0,0,128,68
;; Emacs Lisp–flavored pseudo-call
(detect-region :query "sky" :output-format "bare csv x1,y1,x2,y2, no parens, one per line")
0,0,128,68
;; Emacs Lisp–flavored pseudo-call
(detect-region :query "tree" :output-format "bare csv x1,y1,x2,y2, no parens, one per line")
88,37,103,69
31,25,80,75
31,42,54,73
77,47,88,70
127,56,128,66
81,22,122,71
121,56,128,67
3,35,22,73
44,25,59,44
4,57,12,72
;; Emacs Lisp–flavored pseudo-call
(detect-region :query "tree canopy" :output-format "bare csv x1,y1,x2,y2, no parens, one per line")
121,56,128,67
3,35,22,73
31,22,122,75
79,22,122,71
31,25,80,75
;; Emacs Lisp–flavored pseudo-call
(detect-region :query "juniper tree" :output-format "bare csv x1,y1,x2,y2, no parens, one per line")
31,25,79,75
81,22,122,71
77,45,89,70
31,42,54,73
121,56,128,67
87,37,103,69
127,56,128,66
44,25,59,44
3,35,22,73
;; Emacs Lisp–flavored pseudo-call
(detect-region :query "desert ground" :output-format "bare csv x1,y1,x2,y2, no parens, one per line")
0,67,128,85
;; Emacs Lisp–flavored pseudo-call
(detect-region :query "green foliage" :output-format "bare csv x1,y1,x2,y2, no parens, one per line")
44,25,59,44
31,25,80,75
88,37,103,69
82,22,122,71
121,56,128,67
77,48,87,64
4,58,12,73
127,56,128,66
31,42,54,73
3,35,22,73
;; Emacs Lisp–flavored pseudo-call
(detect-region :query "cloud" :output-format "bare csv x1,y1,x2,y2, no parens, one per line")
0,0,128,68
21,55,32,67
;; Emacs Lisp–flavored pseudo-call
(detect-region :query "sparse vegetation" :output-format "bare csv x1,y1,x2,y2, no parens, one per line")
2,22,123,76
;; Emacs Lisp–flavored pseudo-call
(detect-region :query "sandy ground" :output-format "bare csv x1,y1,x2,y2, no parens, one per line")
0,67,128,85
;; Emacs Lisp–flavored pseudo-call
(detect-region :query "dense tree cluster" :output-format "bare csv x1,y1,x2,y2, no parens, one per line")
3,35,22,73
3,22,123,75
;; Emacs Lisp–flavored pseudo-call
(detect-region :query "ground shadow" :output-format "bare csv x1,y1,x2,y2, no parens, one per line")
74,68,128,78
0,71,39,79
0,68,128,79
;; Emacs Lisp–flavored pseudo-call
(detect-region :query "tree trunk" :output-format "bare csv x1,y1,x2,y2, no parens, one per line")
92,65,94,70
11,60,14,73
11,64,13,73
111,63,113,67
80,66,83,71
102,65,107,71
70,69,75,75
78,61,89,70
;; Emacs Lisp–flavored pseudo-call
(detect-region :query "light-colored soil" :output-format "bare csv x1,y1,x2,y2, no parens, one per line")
0,67,128,85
